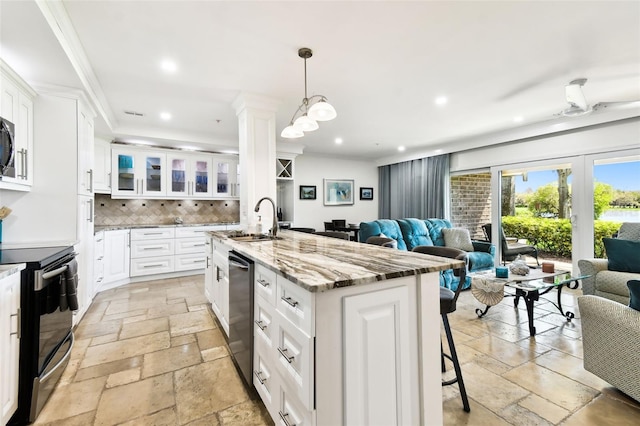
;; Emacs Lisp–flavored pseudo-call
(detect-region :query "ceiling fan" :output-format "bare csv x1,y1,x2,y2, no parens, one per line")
559,77,640,117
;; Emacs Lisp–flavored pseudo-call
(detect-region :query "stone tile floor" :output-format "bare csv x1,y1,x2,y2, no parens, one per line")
33,275,640,425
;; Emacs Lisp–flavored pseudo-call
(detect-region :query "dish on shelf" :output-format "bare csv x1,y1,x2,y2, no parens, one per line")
149,175,161,180
119,173,134,179
150,165,161,170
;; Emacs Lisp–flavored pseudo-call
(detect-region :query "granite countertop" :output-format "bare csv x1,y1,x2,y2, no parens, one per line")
95,222,240,233
208,230,463,292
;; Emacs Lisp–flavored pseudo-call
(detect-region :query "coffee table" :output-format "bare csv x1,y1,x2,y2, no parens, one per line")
469,269,590,336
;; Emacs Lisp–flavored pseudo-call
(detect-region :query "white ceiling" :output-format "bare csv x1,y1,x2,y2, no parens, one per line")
1,1,639,160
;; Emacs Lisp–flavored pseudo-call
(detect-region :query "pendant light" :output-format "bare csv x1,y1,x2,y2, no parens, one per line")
281,48,337,139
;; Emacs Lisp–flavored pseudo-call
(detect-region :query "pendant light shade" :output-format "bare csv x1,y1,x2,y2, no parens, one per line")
308,99,337,121
293,114,319,132
280,124,304,138
281,47,336,139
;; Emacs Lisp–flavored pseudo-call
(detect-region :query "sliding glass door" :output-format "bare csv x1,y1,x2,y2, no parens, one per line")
490,148,640,273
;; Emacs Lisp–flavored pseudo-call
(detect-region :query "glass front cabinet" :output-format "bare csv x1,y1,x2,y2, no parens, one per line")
213,156,239,198
167,153,214,199
111,148,167,198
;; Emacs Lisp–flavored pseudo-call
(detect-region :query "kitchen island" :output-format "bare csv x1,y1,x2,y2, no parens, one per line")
206,230,462,426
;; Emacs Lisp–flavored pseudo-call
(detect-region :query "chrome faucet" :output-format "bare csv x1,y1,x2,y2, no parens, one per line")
254,197,278,238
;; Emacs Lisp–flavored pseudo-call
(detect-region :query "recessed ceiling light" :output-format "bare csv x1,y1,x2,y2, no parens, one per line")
435,96,448,106
160,112,172,120
513,116,524,123
160,59,177,73
398,146,406,152
335,138,343,145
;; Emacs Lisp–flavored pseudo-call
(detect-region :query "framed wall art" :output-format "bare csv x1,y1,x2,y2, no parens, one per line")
299,185,317,200
360,187,374,200
323,179,354,206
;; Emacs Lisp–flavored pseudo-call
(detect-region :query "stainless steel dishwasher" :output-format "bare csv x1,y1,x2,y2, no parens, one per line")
227,251,254,388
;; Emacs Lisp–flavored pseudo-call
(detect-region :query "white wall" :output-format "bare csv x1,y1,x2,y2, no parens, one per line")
291,154,379,232
450,117,640,172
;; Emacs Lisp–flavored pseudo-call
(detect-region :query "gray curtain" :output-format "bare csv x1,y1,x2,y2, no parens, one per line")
378,154,450,219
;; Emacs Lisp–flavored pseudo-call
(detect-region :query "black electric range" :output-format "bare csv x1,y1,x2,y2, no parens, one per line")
3,243,77,425
0,245,75,268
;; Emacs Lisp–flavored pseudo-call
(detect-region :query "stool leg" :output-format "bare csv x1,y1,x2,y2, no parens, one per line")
442,313,470,412
441,340,446,373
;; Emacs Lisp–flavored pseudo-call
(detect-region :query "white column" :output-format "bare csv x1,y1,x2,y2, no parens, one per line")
232,93,279,231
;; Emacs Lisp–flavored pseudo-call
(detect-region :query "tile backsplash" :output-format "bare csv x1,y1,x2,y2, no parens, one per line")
94,194,240,226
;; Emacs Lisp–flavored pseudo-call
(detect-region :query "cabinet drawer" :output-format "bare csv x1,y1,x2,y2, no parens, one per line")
175,237,207,254
175,253,207,271
131,239,174,258
254,339,278,419
276,276,314,337
254,296,276,348
255,264,277,305
275,311,314,411
131,227,175,240
175,226,209,238
130,256,174,276
277,379,315,426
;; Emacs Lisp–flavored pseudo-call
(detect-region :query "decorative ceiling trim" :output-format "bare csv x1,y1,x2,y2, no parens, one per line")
35,0,116,130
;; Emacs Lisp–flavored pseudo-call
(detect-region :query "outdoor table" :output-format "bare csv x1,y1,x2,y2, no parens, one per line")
469,268,591,336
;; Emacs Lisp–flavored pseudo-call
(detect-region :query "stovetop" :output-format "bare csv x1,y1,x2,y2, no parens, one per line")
0,245,75,268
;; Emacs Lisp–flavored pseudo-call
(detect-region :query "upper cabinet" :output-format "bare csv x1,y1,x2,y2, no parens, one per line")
93,137,112,193
108,145,238,200
111,147,167,198
213,156,239,198
0,61,36,190
167,153,214,199
77,101,95,195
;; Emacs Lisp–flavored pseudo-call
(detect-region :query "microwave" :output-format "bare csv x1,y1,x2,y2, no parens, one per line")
0,116,16,179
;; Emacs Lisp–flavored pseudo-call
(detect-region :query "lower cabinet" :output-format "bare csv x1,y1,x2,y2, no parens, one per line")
251,263,421,426
103,230,130,285
1,268,22,425
205,235,230,335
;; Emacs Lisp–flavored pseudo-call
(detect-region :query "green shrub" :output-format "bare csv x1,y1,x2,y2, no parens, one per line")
501,216,621,258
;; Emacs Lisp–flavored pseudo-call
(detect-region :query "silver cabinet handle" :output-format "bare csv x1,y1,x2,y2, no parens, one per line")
281,296,298,308
192,259,205,263
87,169,94,192
278,411,295,426
24,149,28,179
254,319,267,331
108,172,112,188
142,246,165,250
254,370,266,385
10,308,20,338
206,256,210,268
257,279,270,288
277,347,294,363
142,263,165,268
193,243,205,247
216,266,221,281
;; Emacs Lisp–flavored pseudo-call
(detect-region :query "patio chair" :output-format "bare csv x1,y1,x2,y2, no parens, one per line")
482,223,539,266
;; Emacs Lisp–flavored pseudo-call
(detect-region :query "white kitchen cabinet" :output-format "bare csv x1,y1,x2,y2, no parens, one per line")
94,231,105,287
213,155,239,198
77,106,95,195
111,147,167,198
1,267,23,425
130,228,175,277
206,235,231,335
103,229,130,285
342,286,414,425
74,196,95,325
0,60,35,190
93,137,112,193
167,153,214,199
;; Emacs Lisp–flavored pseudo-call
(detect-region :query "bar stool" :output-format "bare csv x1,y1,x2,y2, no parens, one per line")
412,245,471,412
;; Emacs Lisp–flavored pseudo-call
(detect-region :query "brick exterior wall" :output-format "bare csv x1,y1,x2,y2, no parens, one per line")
450,173,491,240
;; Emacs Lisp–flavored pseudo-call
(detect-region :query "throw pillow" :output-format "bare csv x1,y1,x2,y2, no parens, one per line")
442,228,474,252
603,238,640,273
628,280,640,311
